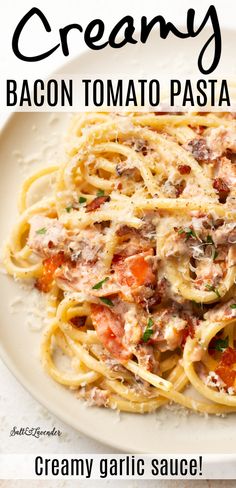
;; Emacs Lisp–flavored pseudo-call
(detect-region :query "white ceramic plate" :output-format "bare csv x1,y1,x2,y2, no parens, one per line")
1,29,236,453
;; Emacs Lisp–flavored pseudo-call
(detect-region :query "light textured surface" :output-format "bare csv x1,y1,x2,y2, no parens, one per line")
1,0,236,485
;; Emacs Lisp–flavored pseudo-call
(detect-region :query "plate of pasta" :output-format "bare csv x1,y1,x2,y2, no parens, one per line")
2,32,236,453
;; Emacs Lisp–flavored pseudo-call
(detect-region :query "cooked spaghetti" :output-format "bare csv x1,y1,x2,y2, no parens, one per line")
4,111,236,414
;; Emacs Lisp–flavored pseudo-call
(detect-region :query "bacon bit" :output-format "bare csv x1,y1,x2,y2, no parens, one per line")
208,337,217,356
91,304,131,361
178,164,191,175
175,180,186,197
117,182,122,190
36,251,65,293
225,150,236,164
134,140,148,155
215,347,236,387
70,316,86,328
112,253,124,265
48,240,54,249
181,323,195,347
181,313,198,348
187,138,211,162
135,343,157,372
85,196,110,212
116,225,139,237
116,165,141,180
148,278,169,307
213,178,230,203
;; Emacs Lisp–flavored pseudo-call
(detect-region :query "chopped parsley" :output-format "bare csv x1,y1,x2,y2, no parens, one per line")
230,304,236,309
191,300,201,307
178,227,197,241
206,235,214,245
213,250,218,261
214,336,229,352
142,317,154,343
92,277,109,290
79,196,87,204
99,297,114,307
97,189,105,197
205,283,221,298
204,235,218,261
36,227,47,235
65,205,73,213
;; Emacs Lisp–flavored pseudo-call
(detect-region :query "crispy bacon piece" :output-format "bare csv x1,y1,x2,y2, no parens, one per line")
36,251,65,293
134,140,149,156
70,316,86,328
135,343,157,372
116,164,141,179
85,196,110,212
146,278,169,307
213,177,230,203
91,304,131,361
215,347,236,388
181,323,195,347
187,138,211,162
178,164,191,175
116,225,139,237
175,180,186,197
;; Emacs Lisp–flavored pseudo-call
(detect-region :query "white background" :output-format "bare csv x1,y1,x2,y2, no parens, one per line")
1,0,236,486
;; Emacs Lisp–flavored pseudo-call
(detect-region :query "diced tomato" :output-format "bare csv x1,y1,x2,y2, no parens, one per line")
215,366,236,388
91,304,131,361
215,347,236,388
114,250,156,288
219,347,236,366
36,251,65,293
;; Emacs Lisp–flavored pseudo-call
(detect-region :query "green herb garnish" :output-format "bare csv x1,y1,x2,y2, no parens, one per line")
214,336,229,352
178,227,197,241
36,227,47,235
97,189,105,197
206,235,214,245
99,297,114,307
191,300,201,307
65,205,73,213
205,283,221,298
92,277,109,290
230,304,236,309
79,196,87,204
142,317,154,343
213,250,218,261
